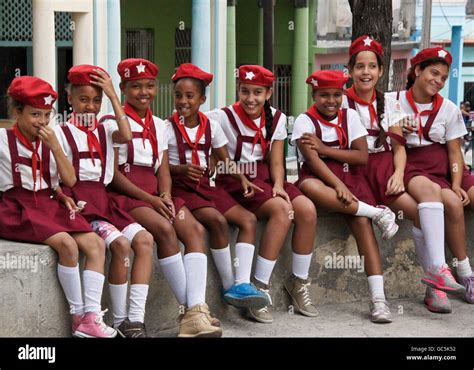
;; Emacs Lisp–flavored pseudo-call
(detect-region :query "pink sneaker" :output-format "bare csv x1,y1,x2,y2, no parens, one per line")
421,265,465,294
74,309,117,338
71,314,83,336
424,287,452,313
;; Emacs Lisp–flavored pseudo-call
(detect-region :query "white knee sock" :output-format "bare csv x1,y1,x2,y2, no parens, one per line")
368,275,385,300
412,227,430,271
128,284,149,323
355,202,381,219
108,282,128,327
183,252,207,308
83,270,105,314
159,253,187,305
254,255,276,285
456,257,473,278
418,202,446,270
57,264,84,315
292,252,313,280
210,245,235,290
235,242,255,285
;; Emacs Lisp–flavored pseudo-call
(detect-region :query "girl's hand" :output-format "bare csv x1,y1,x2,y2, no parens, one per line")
272,184,291,204
208,155,217,177
385,172,405,195
57,194,80,212
452,185,471,207
89,69,117,100
149,196,175,222
301,133,326,155
334,182,358,206
401,116,416,134
161,196,176,219
38,126,61,151
181,164,206,182
241,177,264,199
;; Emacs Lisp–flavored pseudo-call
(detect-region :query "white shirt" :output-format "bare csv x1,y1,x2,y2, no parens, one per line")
206,106,288,163
167,117,228,168
290,108,368,162
342,94,408,153
386,91,467,148
0,128,60,192
54,121,116,185
103,114,169,174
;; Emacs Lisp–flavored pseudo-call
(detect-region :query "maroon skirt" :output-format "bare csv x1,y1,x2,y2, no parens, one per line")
296,160,376,206
461,167,474,192
357,151,404,206
172,174,237,214
108,164,185,213
63,181,135,231
0,188,92,243
216,161,302,213
404,143,451,189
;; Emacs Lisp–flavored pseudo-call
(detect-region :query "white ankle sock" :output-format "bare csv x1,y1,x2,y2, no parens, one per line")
254,255,276,285
355,202,380,218
108,282,128,327
128,284,149,323
83,270,105,314
235,242,255,285
159,253,187,305
456,257,473,278
418,202,446,270
210,245,235,290
57,264,84,315
183,252,207,308
292,252,313,280
368,275,385,300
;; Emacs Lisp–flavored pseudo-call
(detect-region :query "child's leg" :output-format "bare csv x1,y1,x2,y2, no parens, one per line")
130,207,186,307
468,185,474,211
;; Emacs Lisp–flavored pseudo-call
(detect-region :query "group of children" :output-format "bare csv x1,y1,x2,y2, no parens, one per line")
1,35,473,337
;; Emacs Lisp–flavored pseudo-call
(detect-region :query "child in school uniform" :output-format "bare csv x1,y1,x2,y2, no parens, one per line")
292,69,397,323
386,47,474,307
167,63,270,310
0,76,116,338
343,36,464,313
103,58,222,337
207,65,318,324
54,64,155,338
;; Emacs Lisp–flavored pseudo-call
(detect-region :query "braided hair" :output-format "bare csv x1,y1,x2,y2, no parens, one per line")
263,99,274,162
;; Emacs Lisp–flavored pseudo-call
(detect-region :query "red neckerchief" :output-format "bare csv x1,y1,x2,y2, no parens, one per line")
12,123,43,194
406,88,443,144
172,111,208,165
70,113,104,166
124,102,158,159
345,86,377,129
232,101,267,155
306,105,348,149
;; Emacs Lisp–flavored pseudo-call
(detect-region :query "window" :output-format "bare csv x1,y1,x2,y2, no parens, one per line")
125,29,154,60
175,27,191,67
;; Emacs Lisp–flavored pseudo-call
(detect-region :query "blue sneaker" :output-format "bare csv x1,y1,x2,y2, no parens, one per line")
223,283,270,309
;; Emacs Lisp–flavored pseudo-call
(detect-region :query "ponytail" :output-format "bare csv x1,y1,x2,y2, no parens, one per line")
264,99,274,141
374,89,387,149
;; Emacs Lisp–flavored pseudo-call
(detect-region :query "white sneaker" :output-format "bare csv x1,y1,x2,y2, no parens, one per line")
369,298,393,323
372,206,399,240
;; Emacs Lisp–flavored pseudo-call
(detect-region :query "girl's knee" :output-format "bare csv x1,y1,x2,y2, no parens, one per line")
110,236,132,259
56,237,79,263
132,230,154,256
293,198,317,225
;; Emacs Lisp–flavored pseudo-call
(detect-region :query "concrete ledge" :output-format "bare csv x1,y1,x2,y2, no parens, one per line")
1,212,473,337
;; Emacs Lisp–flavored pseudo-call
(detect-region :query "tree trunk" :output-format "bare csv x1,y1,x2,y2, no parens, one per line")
348,0,393,91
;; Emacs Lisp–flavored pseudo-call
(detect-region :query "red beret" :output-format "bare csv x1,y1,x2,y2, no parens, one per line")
306,70,348,91
68,64,110,86
349,35,383,58
238,65,275,87
8,76,57,109
172,63,213,86
117,58,159,82
410,47,452,68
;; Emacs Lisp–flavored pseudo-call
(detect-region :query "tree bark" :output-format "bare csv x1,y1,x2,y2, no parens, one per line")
348,0,393,91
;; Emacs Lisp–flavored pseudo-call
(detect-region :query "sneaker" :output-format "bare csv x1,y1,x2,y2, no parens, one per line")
284,275,319,317
456,272,474,304
71,314,83,336
178,303,223,338
177,309,221,328
223,282,271,309
372,206,399,240
116,319,147,338
369,298,393,323
424,287,452,313
74,309,118,338
421,265,465,294
247,279,273,324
